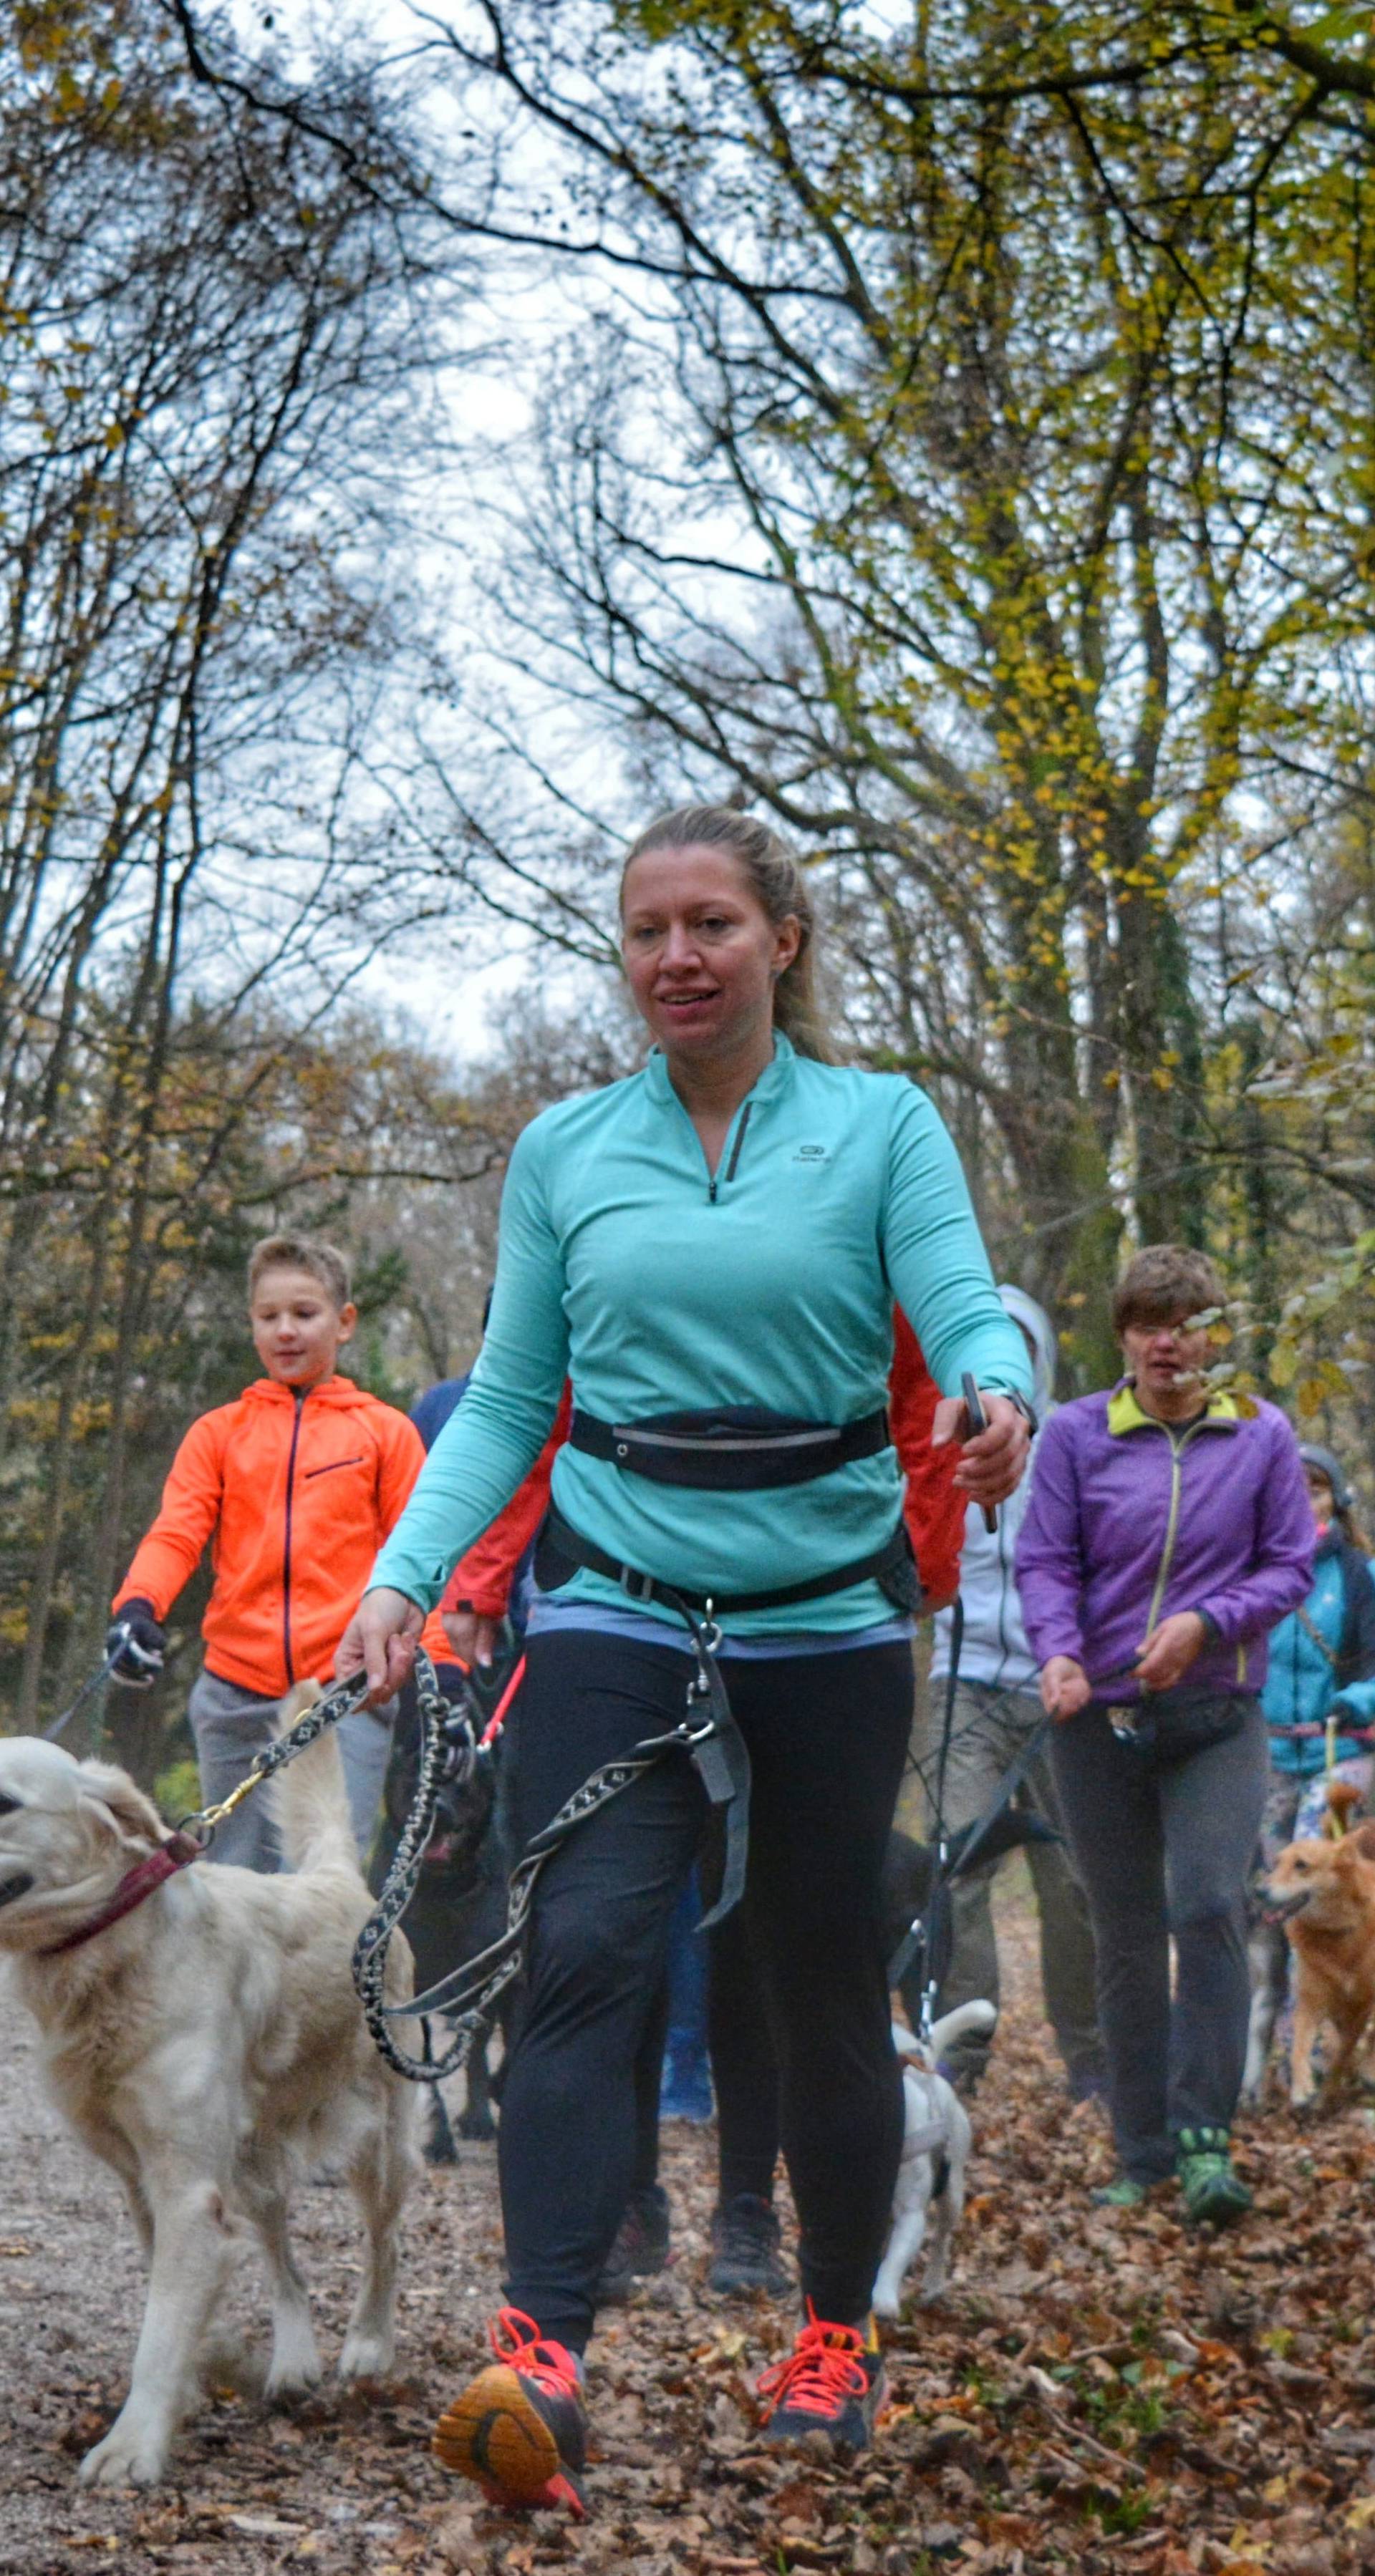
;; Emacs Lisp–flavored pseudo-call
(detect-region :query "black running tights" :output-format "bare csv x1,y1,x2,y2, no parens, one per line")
498,1629,912,2350
629,1904,784,2207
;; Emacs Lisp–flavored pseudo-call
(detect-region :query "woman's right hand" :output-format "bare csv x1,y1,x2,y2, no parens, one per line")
336,1587,425,1705
441,1609,501,1671
1041,1655,1091,1721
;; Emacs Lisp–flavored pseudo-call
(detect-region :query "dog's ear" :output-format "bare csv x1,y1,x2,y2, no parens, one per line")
1346,1820,1375,1864
75,1760,166,1853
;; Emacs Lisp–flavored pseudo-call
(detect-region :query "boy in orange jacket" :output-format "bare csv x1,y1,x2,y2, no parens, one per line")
109,1234,432,1869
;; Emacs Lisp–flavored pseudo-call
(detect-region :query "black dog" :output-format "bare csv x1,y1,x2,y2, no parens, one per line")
880,1808,1059,2032
370,1672,515,2160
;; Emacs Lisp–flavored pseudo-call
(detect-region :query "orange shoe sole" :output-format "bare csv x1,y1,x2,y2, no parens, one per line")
432,2363,586,2516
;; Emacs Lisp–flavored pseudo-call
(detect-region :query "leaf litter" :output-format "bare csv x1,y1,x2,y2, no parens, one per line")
4,1884,1375,2574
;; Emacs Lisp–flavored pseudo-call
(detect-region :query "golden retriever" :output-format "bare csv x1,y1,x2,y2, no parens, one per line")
1257,1819,1375,2108
0,1688,420,2486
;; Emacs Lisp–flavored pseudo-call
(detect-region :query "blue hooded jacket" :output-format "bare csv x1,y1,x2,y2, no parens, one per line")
1262,1526,1375,1773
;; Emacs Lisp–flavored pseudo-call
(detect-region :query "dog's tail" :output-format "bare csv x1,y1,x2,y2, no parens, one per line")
268,1682,360,1877
891,2001,997,2063
1326,1776,1365,1839
924,2000,997,2063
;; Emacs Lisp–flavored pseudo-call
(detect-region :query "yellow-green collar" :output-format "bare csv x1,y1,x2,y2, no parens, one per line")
1107,1380,1240,1437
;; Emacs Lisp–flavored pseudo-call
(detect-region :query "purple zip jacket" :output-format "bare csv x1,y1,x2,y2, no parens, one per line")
1014,1382,1314,1702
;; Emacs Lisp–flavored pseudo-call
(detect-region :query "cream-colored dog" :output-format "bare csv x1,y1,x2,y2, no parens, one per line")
0,1689,420,2487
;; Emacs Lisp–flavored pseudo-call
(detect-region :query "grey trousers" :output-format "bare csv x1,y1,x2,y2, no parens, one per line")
186,1665,393,1872
1050,1700,1269,2180
930,1680,1103,2084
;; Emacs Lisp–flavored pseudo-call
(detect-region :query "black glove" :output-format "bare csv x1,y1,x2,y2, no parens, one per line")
106,1599,165,1685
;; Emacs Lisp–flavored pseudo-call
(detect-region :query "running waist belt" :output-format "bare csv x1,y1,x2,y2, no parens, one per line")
568,1404,890,1491
534,1501,924,1617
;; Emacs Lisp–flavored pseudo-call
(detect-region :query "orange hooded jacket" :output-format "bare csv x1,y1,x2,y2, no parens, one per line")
113,1374,446,1697
441,1309,964,1622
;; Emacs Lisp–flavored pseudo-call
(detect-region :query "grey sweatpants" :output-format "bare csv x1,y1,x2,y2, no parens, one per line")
1050,1700,1268,2181
187,1666,394,1872
930,1681,1102,2086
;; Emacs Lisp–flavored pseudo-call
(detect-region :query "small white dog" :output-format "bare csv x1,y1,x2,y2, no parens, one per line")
0,1689,420,2486
872,2002,995,2317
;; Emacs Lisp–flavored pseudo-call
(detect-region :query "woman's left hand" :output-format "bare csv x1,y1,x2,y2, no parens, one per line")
932,1389,1031,1506
1134,1610,1207,1693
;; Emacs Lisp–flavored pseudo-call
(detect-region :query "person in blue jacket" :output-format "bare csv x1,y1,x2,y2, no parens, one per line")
338,802,1033,2509
1245,1443,1375,2094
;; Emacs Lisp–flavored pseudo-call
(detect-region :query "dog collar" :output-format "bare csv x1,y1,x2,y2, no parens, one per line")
39,1831,204,1957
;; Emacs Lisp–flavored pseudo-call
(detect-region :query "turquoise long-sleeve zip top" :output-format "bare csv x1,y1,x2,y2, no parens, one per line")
372,1035,1033,1638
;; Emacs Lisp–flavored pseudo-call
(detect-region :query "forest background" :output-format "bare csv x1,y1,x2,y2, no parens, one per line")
3,0,1374,1771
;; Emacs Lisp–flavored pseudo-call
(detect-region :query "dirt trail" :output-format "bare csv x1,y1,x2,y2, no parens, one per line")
4,1880,1375,2576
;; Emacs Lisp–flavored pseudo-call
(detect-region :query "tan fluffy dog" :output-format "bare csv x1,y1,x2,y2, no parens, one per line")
0,1689,420,2486
1258,1820,1375,2108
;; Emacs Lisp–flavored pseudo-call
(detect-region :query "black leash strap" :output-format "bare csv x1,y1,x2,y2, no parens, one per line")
534,1503,756,1921
886,1710,1053,1992
537,1501,921,1617
891,1597,960,2011
946,1715,1051,1885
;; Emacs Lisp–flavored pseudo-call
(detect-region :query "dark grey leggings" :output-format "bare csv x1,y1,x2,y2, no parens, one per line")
1049,1701,1268,2181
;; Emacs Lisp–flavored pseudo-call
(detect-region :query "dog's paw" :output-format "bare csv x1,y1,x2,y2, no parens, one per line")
871,2283,902,2323
456,2107,497,2143
337,2329,395,2383
78,2418,170,2488
265,2319,323,2399
265,2345,323,2401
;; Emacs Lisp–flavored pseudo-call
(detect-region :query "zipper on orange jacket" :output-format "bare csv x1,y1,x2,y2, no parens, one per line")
282,1390,306,1685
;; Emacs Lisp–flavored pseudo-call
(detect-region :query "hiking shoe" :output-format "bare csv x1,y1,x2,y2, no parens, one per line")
1090,2175,1149,2209
433,2308,587,2515
1177,2127,1253,2227
597,2184,671,2304
758,2308,887,2454
708,2193,791,2297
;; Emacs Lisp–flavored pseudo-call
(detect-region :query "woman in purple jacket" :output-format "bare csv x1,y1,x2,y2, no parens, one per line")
1015,1246,1313,2223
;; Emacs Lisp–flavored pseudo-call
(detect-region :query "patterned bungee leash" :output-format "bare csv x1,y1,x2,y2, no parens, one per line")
356,1619,749,2082
37,1635,747,2083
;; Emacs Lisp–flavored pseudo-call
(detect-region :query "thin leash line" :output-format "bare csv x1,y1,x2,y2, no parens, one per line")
43,1643,128,1746
916,1593,963,2041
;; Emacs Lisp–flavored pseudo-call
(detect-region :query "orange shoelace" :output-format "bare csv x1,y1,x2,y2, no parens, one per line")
757,2308,869,2422
487,2306,580,2400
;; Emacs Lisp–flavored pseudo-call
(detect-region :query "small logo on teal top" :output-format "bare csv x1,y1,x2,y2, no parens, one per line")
794,1143,829,1162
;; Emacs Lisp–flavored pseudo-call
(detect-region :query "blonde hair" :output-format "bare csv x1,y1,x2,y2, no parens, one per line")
620,804,838,1062
247,1233,351,1310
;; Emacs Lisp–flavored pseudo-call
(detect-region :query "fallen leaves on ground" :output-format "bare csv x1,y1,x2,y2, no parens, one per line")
5,1903,1375,2575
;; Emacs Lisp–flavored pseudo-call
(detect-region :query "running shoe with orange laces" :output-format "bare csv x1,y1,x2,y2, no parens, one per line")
757,2305,889,2453
432,2308,588,2516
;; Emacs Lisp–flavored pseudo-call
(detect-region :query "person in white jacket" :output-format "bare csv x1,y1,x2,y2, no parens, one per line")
927,1286,1104,2096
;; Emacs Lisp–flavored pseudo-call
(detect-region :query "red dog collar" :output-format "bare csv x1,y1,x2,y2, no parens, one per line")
39,1830,204,1957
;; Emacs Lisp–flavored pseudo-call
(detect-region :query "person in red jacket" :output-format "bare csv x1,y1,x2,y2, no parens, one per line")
440,1309,964,2296
109,1233,440,1869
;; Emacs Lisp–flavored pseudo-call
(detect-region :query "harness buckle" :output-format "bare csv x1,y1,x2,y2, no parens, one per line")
618,1562,660,1604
